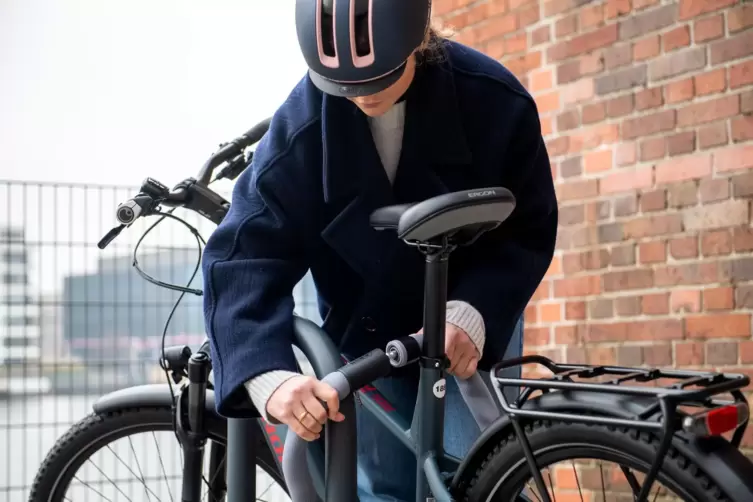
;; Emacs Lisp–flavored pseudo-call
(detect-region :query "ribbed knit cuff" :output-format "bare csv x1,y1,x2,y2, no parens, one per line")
446,300,486,356
244,370,300,424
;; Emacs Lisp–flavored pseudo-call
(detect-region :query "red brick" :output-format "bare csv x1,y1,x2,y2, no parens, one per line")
539,302,562,322
698,122,729,149
728,4,753,33
534,90,560,113
554,275,601,297
640,189,666,212
642,293,669,315
530,69,554,92
732,116,753,143
605,0,631,20
685,314,751,339
730,60,753,89
667,131,696,156
683,199,749,231
699,178,729,203
704,287,734,311
632,35,661,61
663,25,691,52
676,95,739,127
694,69,726,97
606,94,635,117
600,167,653,195
655,262,719,286
670,236,699,259
474,15,519,44
557,179,600,201
584,149,613,173
734,227,753,252
603,269,654,291
624,214,683,238
676,341,705,366
565,301,586,320
615,142,637,166
710,29,753,65
655,154,711,184
679,0,736,21
693,14,724,42
580,4,605,29
701,230,732,256
670,289,701,313
555,13,578,38
716,144,753,173
665,78,694,103
531,26,551,47
582,102,606,124
640,137,666,161
623,109,676,139
634,88,663,110
639,241,667,263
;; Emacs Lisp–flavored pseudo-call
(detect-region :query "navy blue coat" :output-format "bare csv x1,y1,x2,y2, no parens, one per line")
202,41,558,416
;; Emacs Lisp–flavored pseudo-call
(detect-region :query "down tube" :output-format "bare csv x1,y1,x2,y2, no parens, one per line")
357,384,414,451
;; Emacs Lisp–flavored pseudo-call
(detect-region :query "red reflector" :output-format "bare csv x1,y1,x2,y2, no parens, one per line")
682,403,749,437
706,405,743,436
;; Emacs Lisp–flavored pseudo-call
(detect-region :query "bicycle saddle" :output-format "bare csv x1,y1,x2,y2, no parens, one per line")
370,187,516,242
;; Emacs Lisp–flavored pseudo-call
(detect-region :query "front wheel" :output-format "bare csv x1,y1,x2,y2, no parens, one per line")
464,420,732,502
29,405,288,502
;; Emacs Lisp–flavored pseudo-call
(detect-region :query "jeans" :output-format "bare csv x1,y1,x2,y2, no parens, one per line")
356,318,524,501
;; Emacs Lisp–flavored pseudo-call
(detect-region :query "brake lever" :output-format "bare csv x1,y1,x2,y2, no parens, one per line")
97,224,126,249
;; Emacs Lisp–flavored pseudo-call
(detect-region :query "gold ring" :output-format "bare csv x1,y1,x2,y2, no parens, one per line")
298,410,310,422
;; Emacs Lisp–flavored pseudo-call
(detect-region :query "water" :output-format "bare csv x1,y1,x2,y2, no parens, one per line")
0,394,289,502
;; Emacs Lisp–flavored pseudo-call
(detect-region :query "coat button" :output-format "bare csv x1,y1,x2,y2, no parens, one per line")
361,317,377,332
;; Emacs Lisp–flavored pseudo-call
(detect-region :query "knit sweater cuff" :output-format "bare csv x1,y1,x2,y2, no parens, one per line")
446,300,486,356
244,370,300,424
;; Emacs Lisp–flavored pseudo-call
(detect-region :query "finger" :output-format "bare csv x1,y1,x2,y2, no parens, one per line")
292,400,322,435
451,351,471,377
445,327,457,361
302,393,329,425
458,355,478,380
287,417,319,441
313,381,341,421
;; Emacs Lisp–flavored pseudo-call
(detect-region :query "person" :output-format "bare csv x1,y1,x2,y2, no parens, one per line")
201,0,558,499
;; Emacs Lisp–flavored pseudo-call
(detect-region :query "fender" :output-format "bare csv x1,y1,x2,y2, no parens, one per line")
92,383,228,419
450,390,753,502
91,384,286,479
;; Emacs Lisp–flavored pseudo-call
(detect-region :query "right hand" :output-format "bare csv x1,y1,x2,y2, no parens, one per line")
266,375,345,441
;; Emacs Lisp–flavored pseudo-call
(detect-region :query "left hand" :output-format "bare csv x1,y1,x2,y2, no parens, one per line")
418,323,479,379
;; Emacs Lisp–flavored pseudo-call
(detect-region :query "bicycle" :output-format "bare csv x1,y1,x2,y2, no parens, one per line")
29,117,753,502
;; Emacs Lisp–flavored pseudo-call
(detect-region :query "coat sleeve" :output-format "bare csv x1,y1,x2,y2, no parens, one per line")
202,160,308,417
448,101,557,368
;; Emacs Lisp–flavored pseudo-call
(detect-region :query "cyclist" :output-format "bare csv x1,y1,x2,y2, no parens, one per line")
201,0,557,499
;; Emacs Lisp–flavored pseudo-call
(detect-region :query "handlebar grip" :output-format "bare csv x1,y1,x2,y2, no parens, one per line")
336,349,392,391
241,117,272,146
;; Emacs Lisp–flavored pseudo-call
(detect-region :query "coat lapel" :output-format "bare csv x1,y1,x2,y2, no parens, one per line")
320,95,399,283
319,53,475,288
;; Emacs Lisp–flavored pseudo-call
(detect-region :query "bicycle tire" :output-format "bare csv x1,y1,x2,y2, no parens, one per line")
28,405,286,502
463,419,730,502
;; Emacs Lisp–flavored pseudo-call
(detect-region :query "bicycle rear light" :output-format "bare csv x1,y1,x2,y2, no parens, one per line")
682,402,749,436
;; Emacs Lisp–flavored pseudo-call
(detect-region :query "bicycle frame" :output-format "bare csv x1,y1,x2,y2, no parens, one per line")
225,246,460,502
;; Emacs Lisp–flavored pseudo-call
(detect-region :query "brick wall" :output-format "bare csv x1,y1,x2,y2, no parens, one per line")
433,0,753,493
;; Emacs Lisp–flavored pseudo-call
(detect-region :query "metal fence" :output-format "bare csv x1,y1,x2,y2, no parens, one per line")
0,179,318,501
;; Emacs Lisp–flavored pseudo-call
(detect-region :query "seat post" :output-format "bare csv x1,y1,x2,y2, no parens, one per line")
415,244,451,501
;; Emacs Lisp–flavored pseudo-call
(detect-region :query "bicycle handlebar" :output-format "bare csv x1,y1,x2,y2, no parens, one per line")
97,117,272,250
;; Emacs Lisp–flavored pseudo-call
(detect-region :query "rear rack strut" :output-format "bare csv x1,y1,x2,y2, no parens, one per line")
490,355,750,502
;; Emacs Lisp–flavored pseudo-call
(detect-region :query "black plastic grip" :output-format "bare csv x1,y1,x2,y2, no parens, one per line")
337,349,392,390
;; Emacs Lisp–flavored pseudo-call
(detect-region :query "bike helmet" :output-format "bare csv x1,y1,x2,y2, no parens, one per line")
295,0,432,97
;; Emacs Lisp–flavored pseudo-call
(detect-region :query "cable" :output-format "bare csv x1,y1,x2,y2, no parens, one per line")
130,208,206,405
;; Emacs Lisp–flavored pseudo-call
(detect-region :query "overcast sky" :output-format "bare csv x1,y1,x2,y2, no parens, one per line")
0,0,308,292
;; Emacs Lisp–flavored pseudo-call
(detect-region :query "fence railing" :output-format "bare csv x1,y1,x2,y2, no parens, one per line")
0,179,318,501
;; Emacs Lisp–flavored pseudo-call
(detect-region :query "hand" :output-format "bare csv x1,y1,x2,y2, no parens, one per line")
266,375,345,441
445,323,480,379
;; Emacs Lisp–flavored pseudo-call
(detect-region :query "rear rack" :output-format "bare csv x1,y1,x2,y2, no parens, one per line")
490,355,751,502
